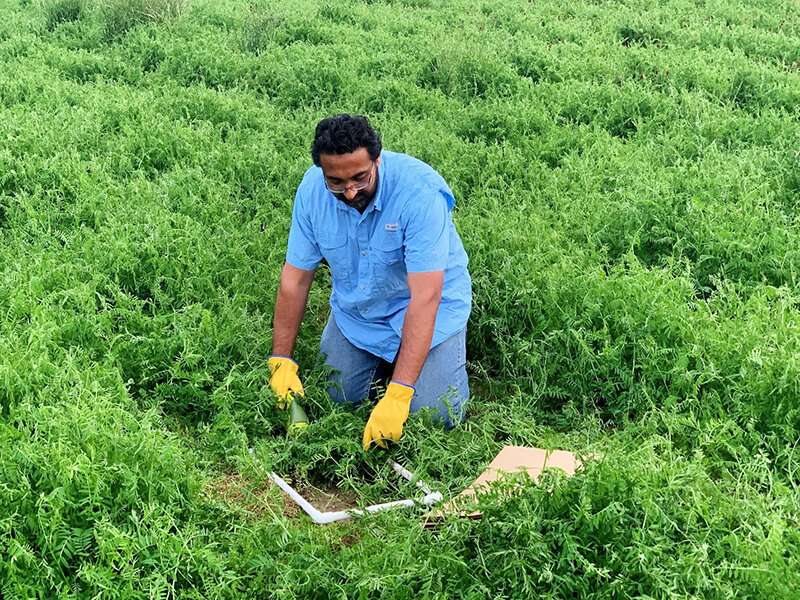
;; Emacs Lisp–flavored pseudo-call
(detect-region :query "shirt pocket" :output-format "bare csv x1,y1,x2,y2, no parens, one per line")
319,236,352,288
373,237,407,293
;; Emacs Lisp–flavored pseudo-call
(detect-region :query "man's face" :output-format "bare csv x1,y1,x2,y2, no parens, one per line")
319,148,380,209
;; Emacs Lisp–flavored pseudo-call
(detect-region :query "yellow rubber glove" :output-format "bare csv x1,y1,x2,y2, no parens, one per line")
267,356,304,409
362,382,415,451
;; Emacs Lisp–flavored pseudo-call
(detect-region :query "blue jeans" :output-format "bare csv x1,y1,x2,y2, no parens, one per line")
320,315,469,428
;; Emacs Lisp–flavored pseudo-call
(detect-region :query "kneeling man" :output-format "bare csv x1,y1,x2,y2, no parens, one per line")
268,114,472,450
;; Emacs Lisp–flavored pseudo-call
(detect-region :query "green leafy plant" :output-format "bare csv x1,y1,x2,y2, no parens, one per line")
38,0,87,30
99,0,187,38
1,0,800,595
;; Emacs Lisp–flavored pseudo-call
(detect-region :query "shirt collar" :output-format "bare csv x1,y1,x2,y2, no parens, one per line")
373,155,385,212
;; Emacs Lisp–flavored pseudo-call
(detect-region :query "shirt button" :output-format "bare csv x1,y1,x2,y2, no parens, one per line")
361,251,368,256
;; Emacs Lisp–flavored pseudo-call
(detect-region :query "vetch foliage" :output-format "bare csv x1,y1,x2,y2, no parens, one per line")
38,0,87,30
0,0,799,596
99,0,187,38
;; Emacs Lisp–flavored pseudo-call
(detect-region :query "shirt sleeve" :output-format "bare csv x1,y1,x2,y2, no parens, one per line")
403,189,450,273
285,188,322,271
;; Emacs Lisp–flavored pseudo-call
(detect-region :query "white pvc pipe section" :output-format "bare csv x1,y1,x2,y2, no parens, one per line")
270,462,442,525
391,461,434,495
269,471,326,522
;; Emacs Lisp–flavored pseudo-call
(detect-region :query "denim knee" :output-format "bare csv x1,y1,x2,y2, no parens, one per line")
320,315,380,406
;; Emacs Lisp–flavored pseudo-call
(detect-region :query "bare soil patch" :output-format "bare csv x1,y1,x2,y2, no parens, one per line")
203,472,277,518
293,481,360,513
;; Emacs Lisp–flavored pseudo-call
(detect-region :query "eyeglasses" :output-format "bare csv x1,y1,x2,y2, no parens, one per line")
324,161,376,194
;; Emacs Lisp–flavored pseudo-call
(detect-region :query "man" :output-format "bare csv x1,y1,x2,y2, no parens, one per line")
267,114,472,451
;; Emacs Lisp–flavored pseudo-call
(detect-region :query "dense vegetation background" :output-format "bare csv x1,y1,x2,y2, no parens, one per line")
1,0,799,597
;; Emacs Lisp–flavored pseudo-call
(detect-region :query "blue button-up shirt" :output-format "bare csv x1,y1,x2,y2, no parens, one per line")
285,150,472,362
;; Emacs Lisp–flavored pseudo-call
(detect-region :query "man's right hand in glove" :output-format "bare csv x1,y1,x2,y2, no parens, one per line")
267,355,304,409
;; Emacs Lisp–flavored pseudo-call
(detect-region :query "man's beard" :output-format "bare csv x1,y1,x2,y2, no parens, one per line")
335,190,373,213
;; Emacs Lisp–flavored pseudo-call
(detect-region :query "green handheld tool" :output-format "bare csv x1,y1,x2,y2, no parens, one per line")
287,396,309,433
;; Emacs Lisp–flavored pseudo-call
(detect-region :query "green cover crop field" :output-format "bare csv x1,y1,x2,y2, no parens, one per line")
1,0,799,597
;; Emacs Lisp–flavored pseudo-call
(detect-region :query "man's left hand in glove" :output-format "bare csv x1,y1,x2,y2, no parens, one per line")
362,382,415,451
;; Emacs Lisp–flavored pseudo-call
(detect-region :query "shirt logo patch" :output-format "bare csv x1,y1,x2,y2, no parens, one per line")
384,223,399,231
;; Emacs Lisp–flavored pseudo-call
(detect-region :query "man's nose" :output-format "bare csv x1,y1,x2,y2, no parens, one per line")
344,187,358,200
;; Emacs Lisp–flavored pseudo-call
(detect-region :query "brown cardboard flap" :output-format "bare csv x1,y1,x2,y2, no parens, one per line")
424,446,582,525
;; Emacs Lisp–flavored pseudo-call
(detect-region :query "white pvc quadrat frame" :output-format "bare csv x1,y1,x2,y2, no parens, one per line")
270,461,443,525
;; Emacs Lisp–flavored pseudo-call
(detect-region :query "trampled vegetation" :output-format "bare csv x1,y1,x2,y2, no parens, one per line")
1,0,799,596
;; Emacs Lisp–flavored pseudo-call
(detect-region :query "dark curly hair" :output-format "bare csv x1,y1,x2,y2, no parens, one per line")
311,114,382,166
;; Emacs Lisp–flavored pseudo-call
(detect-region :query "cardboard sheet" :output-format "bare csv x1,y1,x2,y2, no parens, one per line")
426,445,582,523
